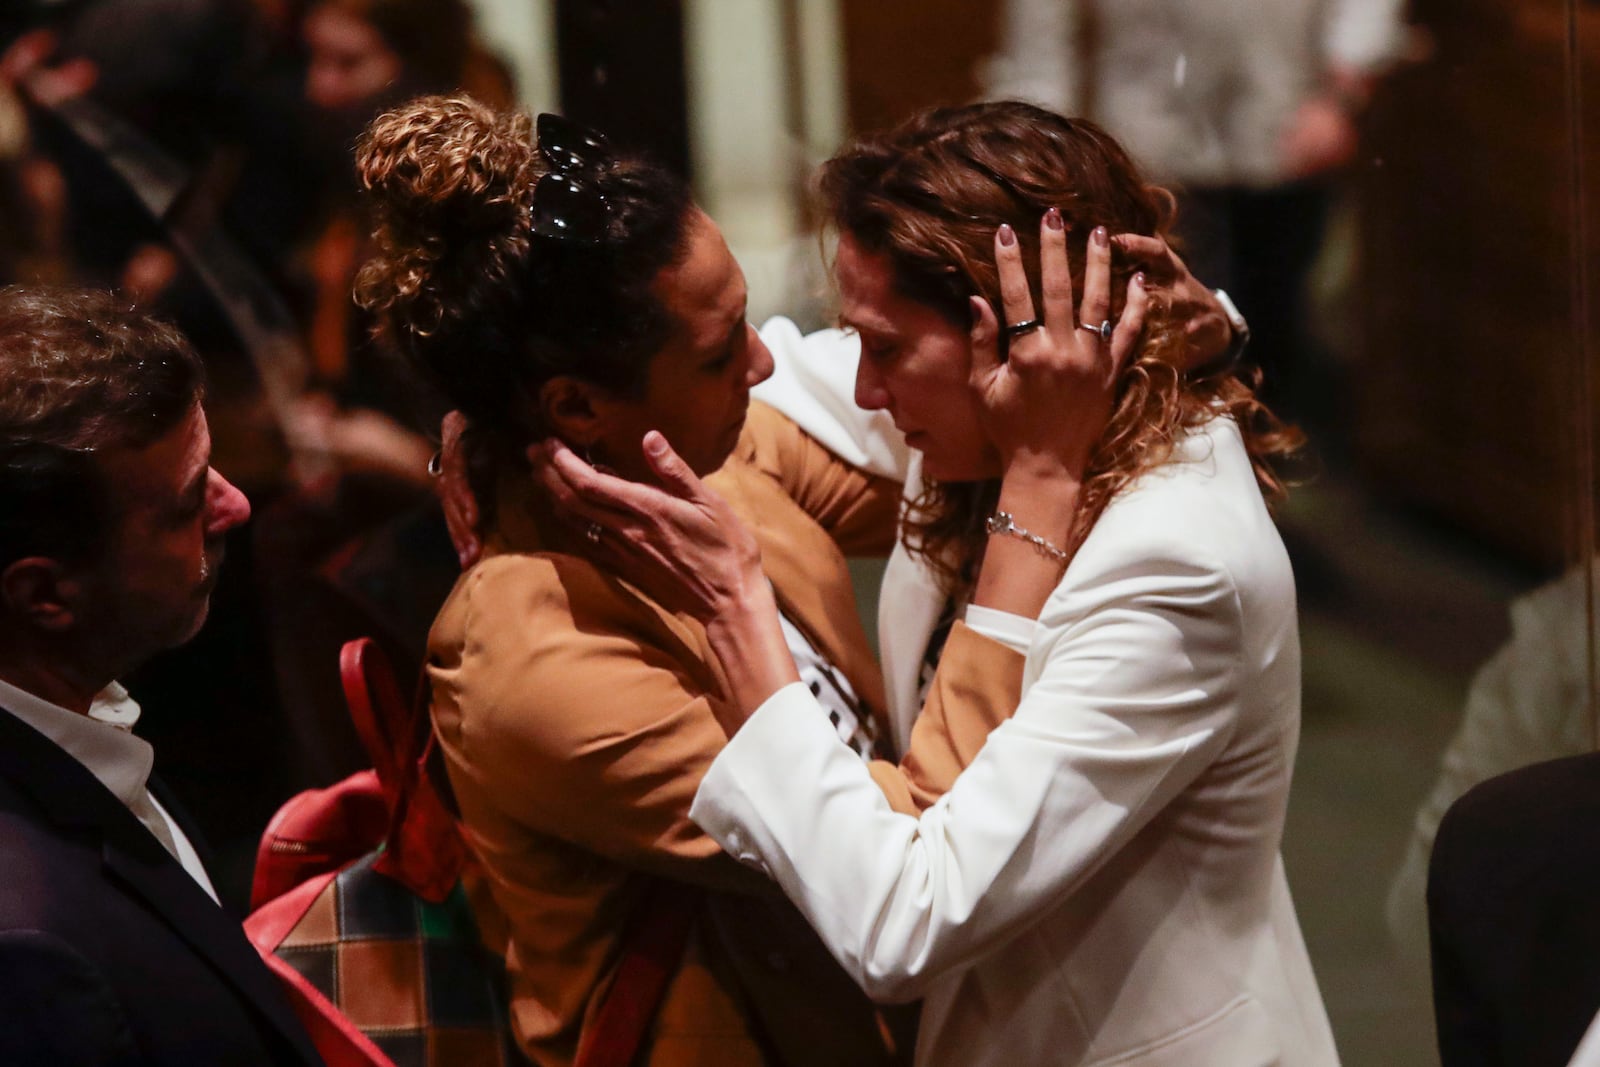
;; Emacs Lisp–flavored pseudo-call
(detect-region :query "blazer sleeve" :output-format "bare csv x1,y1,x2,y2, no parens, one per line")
868,621,1027,814
0,930,143,1066
691,541,1246,1000
741,402,902,557
432,555,766,894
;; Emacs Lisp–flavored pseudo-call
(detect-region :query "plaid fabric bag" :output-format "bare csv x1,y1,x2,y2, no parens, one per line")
248,847,524,1067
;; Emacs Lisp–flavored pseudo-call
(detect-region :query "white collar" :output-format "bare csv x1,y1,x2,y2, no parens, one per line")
0,675,154,809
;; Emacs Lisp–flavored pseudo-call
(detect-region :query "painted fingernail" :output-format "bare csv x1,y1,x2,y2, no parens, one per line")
1045,207,1064,231
1133,272,1147,288
997,223,1017,247
1093,226,1109,247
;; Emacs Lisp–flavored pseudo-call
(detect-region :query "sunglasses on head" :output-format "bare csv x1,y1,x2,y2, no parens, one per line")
532,112,614,243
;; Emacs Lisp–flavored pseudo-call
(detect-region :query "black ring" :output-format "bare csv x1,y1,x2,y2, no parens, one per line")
1004,318,1041,338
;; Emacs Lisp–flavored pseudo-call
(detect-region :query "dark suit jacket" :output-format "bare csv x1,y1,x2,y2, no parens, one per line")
1429,751,1600,1067
0,705,322,1066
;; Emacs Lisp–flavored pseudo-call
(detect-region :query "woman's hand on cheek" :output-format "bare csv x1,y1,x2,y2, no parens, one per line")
969,211,1149,480
533,433,799,727
527,433,766,624
1110,233,1230,371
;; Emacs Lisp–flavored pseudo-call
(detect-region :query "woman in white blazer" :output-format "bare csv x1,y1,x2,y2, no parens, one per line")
536,102,1339,1067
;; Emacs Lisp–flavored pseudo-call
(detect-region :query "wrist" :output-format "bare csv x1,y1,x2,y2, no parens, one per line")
703,543,769,620
706,578,779,636
703,583,800,736
985,510,1071,567
993,476,1078,548
1000,458,1085,506
1209,288,1251,372
1002,446,1092,485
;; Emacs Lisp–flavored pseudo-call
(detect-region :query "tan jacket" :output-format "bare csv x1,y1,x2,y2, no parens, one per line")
427,402,1021,1067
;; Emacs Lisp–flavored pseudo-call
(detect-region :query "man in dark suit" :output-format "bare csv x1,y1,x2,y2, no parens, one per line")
0,286,321,1065
1429,751,1600,1067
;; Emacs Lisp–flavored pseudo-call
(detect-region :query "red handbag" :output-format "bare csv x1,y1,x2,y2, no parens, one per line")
246,638,696,1067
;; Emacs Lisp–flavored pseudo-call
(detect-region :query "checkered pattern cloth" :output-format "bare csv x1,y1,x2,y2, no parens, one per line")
273,850,527,1067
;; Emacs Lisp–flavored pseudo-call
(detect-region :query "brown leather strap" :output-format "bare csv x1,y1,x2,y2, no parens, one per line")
574,880,700,1067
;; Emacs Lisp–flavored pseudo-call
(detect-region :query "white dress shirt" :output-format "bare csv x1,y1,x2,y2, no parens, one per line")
1574,1011,1600,1067
0,675,219,902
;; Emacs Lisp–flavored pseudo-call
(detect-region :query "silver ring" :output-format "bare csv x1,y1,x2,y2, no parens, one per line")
584,522,603,545
1003,317,1041,338
427,450,443,478
1079,319,1114,343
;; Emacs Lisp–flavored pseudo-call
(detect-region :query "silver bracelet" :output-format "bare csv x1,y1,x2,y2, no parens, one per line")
1212,288,1251,370
985,510,1070,565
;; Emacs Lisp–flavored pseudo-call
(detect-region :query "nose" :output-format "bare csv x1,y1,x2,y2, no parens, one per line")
854,351,890,412
205,469,252,537
744,324,774,388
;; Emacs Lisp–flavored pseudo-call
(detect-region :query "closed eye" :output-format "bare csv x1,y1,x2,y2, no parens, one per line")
705,310,750,374
859,334,898,362
838,318,897,360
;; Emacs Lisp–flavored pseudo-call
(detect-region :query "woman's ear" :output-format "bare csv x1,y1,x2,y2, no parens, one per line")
537,376,611,448
968,294,1002,362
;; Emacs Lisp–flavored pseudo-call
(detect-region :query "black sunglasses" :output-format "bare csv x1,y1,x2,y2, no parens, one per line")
532,113,614,242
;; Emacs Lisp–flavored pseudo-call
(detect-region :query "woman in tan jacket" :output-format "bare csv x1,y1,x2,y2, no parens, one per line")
350,94,1035,1067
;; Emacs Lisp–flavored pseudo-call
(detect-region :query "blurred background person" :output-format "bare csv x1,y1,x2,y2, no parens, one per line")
257,0,518,788
982,0,1411,440
0,0,516,895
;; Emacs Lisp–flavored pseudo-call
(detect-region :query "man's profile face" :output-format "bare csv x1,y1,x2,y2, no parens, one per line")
82,403,252,662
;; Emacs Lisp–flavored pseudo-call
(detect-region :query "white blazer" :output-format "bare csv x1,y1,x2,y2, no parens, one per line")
710,321,1340,1066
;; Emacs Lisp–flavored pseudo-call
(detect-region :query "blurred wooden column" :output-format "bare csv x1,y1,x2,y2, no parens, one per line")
839,1,998,132
1355,0,1600,569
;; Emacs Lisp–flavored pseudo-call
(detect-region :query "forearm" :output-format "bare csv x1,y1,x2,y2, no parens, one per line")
877,621,1028,814
970,465,1080,622
692,627,1237,1002
704,581,801,737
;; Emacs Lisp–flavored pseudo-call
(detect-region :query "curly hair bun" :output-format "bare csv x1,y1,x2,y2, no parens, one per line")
352,93,694,469
355,95,538,340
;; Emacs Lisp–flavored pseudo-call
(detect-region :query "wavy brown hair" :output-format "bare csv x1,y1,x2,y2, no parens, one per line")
352,95,693,522
817,101,1302,594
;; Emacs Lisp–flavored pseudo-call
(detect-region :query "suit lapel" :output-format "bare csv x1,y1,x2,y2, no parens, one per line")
0,708,320,1065
100,838,320,1064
